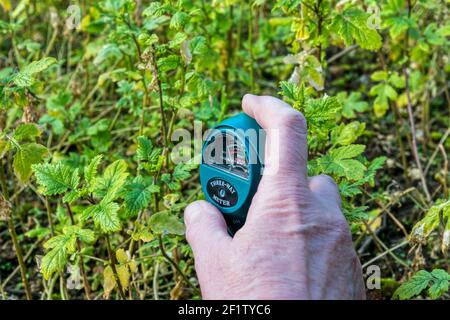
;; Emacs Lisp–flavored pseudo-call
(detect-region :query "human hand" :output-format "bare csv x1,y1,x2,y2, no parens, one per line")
184,94,366,300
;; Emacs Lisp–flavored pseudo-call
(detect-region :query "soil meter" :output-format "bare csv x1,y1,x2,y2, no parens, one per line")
200,113,265,235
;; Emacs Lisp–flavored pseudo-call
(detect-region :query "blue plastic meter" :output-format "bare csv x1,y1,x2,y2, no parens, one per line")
200,113,265,235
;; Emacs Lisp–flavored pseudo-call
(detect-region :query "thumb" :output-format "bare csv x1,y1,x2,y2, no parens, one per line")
184,200,231,260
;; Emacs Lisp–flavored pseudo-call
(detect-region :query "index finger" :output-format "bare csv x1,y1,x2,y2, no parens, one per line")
242,94,308,183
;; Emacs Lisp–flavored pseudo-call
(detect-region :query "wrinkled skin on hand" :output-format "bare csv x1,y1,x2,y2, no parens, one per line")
184,95,366,300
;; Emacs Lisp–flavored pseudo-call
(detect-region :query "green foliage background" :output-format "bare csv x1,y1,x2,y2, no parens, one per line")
0,0,449,300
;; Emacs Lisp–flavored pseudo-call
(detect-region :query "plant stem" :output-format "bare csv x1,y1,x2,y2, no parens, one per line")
105,234,127,300
65,203,92,299
0,161,32,300
403,0,431,203
157,235,198,294
153,260,160,300
314,0,323,64
248,0,254,92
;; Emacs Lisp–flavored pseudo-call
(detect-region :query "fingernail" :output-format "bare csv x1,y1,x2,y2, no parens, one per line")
184,201,202,225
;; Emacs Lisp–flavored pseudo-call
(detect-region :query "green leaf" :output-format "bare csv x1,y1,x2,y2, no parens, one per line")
41,245,68,280
343,205,369,222
330,144,366,159
83,201,121,233
339,181,362,197
41,232,76,279
362,156,387,186
280,81,309,108
318,155,366,181
330,8,382,51
136,136,153,161
33,162,79,195
63,190,81,204
85,155,103,191
411,200,450,246
173,163,197,181
157,55,180,72
410,201,448,244
94,160,128,203
170,11,188,30
337,92,369,119
303,95,342,131
332,122,366,146
371,71,388,81
124,177,160,215
13,123,41,142
389,72,405,89
13,57,57,87
149,212,185,236
393,270,433,300
22,57,57,74
428,269,450,299
13,143,47,182
64,225,96,244
385,16,411,40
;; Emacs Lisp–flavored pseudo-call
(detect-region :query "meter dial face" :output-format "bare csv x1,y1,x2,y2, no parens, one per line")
203,130,249,180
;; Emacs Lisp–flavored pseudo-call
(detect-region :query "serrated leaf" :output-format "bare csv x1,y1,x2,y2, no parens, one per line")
339,181,362,197
303,95,342,130
173,163,197,181
280,81,309,108
13,57,57,87
136,136,153,161
428,269,450,299
157,55,180,72
85,155,103,191
331,8,382,51
393,270,433,300
410,201,449,244
13,123,41,142
332,122,366,146
149,212,185,236
330,144,366,159
84,201,121,233
63,190,80,204
362,156,387,186
64,225,96,244
337,91,369,119
124,177,160,215
170,11,188,30
12,72,33,87
13,143,47,182
33,163,79,195
116,248,129,264
318,154,366,181
103,266,116,299
94,160,128,203
41,233,76,280
41,246,68,280
163,193,180,209
22,57,57,74
116,264,130,291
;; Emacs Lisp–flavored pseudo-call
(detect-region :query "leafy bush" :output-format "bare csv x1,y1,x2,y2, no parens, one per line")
0,0,448,300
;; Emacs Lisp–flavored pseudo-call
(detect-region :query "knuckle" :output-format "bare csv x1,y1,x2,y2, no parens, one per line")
333,216,351,235
277,109,307,132
319,174,338,187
